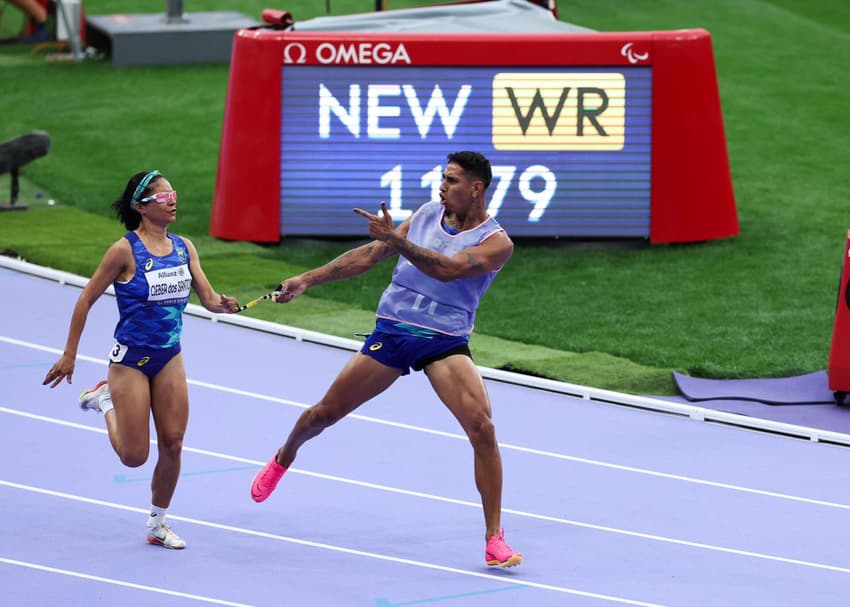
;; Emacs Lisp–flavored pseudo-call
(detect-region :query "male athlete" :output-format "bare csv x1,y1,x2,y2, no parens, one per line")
251,151,522,567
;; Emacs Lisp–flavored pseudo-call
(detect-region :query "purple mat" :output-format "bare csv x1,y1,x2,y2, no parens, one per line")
672,370,835,405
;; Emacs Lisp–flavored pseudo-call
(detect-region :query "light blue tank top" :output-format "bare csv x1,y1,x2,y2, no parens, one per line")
375,201,505,336
113,232,192,348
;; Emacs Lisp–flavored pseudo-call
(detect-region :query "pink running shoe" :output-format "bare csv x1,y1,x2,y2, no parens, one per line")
251,458,287,502
485,529,522,567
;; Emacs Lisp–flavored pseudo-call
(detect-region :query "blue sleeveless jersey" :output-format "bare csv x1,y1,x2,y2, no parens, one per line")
113,232,192,348
375,201,506,336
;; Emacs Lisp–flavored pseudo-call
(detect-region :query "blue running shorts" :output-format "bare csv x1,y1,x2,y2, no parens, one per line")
108,342,182,378
361,327,471,376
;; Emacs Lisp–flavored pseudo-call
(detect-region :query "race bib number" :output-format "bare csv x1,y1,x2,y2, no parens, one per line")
109,342,128,363
144,264,191,305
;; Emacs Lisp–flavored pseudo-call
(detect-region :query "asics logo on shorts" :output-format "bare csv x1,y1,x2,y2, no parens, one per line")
369,342,383,351
137,356,151,367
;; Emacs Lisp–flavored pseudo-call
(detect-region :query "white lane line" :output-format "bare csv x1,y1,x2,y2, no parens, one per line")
2,410,850,576
1,481,667,607
5,334,850,516
0,556,256,607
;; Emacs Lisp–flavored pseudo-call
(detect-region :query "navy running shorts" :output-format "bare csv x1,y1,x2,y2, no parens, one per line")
361,328,471,376
108,341,182,378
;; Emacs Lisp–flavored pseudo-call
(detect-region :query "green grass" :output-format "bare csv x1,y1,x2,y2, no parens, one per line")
2,0,848,395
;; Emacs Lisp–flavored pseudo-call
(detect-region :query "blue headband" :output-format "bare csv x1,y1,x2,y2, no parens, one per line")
131,170,161,203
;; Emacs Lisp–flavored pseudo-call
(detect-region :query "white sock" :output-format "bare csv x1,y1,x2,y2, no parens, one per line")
99,390,114,415
147,504,167,529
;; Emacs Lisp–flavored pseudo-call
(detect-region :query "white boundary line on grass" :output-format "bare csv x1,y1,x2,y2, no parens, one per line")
2,254,849,447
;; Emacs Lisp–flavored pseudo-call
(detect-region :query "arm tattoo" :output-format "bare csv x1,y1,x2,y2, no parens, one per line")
392,237,449,270
368,240,394,261
313,242,392,284
325,248,359,280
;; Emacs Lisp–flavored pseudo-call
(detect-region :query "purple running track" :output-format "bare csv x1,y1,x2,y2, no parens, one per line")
3,264,850,607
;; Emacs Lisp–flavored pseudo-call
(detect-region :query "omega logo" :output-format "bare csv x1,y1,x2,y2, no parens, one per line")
282,41,411,65
283,42,307,64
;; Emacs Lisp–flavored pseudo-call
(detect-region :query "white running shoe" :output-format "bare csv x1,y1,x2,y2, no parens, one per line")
146,523,186,549
78,380,109,413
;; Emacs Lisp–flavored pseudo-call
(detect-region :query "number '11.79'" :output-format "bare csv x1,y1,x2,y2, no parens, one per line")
380,164,557,223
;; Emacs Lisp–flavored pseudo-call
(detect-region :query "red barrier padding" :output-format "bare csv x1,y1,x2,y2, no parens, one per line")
211,30,283,242
211,28,737,243
650,30,737,243
828,231,850,402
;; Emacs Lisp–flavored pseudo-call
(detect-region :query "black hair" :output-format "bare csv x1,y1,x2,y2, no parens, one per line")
447,151,492,189
112,170,164,230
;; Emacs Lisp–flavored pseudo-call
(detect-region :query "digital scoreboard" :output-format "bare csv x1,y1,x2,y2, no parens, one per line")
279,64,649,237
212,28,737,243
